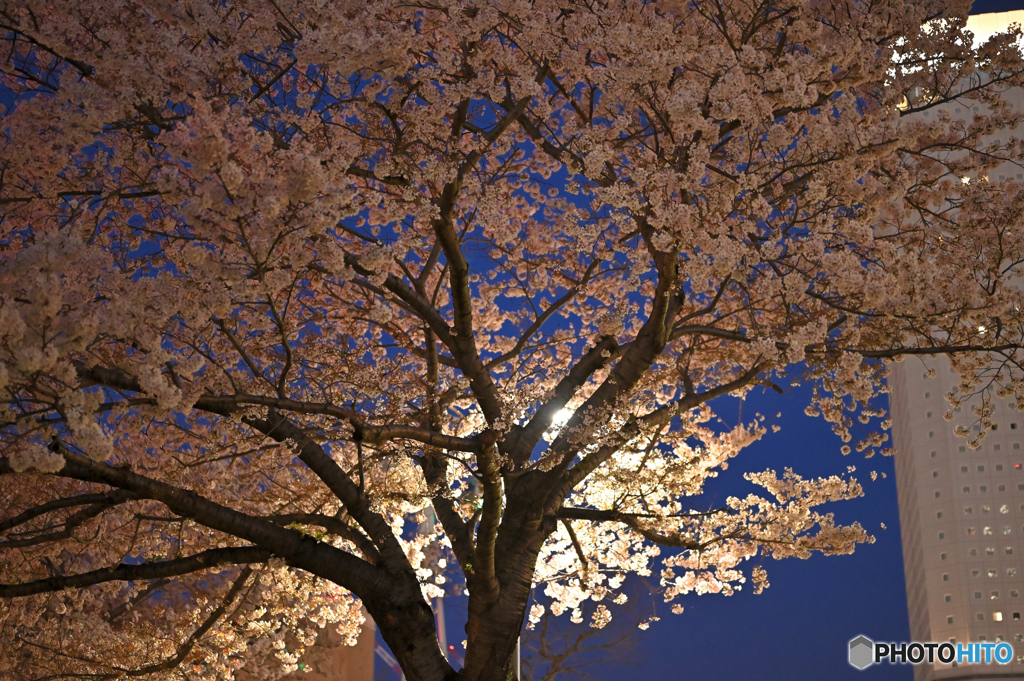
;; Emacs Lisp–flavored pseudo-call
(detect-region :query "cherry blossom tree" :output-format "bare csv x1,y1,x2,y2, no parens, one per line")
3,0,1024,679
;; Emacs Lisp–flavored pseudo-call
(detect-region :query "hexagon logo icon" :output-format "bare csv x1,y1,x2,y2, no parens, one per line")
849,635,874,670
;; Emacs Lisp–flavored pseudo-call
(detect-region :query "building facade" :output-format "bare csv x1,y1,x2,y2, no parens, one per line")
891,358,1024,681
890,12,1024,680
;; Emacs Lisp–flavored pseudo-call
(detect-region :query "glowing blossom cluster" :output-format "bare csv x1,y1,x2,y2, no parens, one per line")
3,0,1024,680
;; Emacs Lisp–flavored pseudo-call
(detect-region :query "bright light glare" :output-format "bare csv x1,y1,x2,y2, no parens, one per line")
552,407,574,427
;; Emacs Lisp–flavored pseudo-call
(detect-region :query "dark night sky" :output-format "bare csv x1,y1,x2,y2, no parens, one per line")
375,2,1024,679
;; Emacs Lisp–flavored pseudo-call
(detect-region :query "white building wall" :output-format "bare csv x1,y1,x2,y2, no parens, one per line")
890,13,1024,680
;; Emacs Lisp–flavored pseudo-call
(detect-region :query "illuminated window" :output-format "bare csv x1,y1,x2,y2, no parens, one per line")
983,506,991,514
1009,568,1018,577
987,547,995,555
985,526,993,535
1005,527,1013,535
989,570,998,577
1001,505,1009,514
994,612,1003,622
942,552,948,560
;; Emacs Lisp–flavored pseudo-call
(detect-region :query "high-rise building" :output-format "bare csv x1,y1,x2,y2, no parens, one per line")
890,12,1024,680
891,357,1024,680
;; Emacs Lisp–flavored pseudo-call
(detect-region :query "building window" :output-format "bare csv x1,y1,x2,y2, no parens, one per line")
970,548,978,556
978,613,985,621
930,431,935,438
976,592,983,599
979,465,986,472
946,594,952,602
1014,612,1021,620
1009,547,1015,555
999,485,1006,492
1013,423,1018,430
987,547,995,555
995,444,1002,451
1001,505,1010,514
989,569,998,577
936,491,942,498
933,471,939,478
962,466,969,473
960,446,967,452
939,532,945,539
928,411,933,418
1009,568,1018,577
985,527,993,535
968,527,976,535
966,507,973,514
944,573,950,581
983,506,991,514
1014,443,1020,449
1012,590,1019,597
994,612,1003,622
964,487,971,493
942,552,948,560
973,570,981,578
980,485,988,492
996,464,1004,471
1005,526,1013,535
993,591,1000,599
947,616,954,624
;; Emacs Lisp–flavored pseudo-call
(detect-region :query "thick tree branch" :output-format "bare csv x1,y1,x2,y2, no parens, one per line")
0,546,270,598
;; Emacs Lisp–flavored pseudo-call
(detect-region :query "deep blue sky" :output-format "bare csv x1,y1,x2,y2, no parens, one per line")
373,2,1024,679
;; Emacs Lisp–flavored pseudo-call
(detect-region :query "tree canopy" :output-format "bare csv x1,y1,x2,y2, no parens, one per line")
3,0,1024,679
